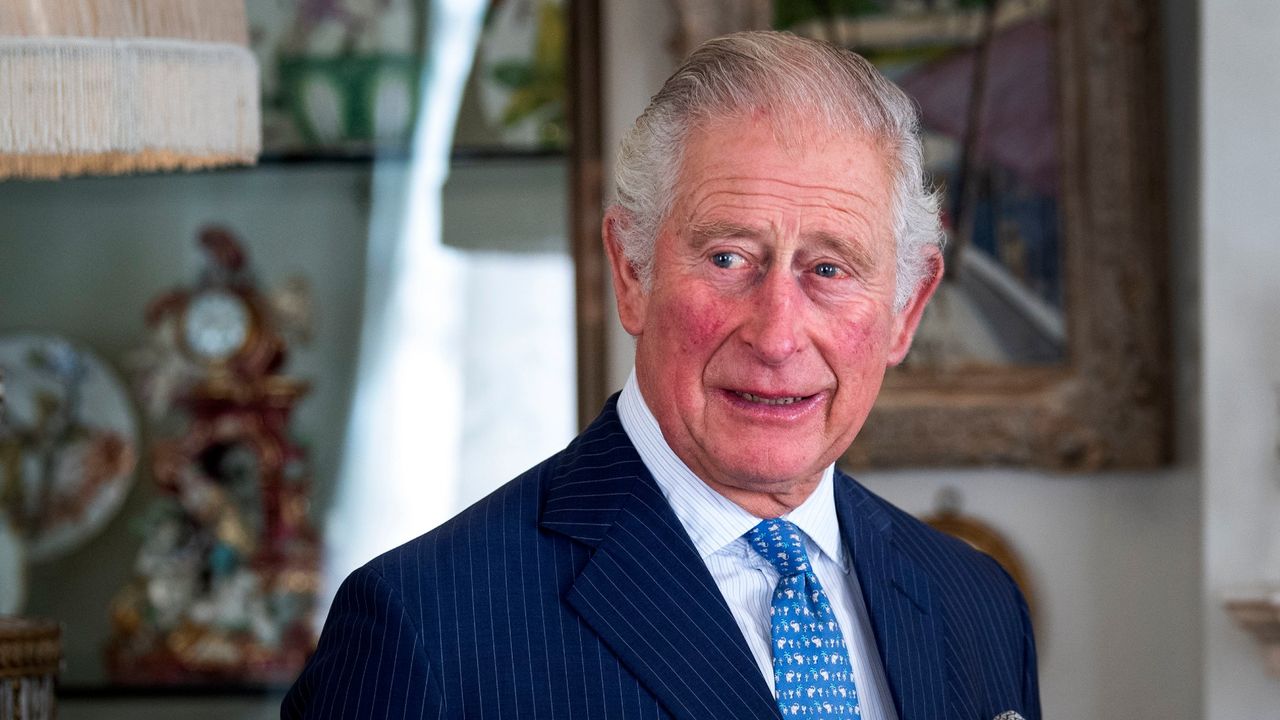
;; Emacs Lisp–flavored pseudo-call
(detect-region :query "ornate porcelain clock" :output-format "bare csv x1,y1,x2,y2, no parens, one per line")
107,226,318,685
182,288,253,364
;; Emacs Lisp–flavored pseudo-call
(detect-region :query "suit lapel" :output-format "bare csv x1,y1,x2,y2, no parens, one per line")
541,399,780,720
835,473,949,720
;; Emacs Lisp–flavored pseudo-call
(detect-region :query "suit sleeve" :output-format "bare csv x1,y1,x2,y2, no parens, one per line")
282,564,443,719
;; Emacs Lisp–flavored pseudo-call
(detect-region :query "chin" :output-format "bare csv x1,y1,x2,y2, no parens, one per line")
710,449,829,493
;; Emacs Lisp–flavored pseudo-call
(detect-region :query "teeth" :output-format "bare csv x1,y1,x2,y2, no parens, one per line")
737,392,804,405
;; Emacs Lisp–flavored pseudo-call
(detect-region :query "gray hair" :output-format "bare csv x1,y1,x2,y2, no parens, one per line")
611,31,943,310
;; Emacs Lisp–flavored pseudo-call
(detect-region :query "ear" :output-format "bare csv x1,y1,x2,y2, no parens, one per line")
603,206,650,337
887,246,943,365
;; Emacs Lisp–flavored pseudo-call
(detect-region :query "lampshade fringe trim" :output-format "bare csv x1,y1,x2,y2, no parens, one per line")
0,36,260,179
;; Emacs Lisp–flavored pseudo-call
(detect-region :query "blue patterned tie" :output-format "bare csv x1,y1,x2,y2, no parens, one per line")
747,519,861,718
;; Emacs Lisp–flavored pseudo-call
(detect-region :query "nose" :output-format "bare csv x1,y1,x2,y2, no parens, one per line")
740,268,807,365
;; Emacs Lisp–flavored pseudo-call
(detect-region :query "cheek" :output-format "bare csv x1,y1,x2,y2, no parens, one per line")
824,316,893,435
663,292,730,358
828,310,894,377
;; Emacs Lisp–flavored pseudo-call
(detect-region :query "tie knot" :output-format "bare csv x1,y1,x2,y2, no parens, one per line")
746,519,813,577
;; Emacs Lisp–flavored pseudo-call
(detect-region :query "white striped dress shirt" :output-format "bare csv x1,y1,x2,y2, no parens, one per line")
618,371,898,720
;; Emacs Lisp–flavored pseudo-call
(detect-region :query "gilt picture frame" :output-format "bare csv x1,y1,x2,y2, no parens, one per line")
570,0,1171,470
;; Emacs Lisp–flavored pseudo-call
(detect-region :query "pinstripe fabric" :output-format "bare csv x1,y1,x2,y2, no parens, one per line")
282,396,1040,720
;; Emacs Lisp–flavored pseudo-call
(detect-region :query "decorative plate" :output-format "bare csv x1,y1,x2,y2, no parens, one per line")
0,334,139,562
0,515,22,613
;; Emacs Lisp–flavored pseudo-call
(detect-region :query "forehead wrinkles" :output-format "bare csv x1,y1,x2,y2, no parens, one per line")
679,175,887,238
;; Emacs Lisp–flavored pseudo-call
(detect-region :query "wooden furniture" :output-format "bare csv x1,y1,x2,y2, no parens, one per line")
0,617,60,720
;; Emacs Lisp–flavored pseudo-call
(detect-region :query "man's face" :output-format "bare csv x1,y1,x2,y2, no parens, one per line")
607,113,939,513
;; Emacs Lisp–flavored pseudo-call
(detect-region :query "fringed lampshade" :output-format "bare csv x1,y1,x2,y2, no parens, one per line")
0,0,260,180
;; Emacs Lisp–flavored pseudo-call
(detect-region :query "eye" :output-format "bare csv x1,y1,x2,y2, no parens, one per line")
813,262,844,278
710,251,744,269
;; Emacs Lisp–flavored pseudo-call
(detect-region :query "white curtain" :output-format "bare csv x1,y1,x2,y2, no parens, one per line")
323,0,487,602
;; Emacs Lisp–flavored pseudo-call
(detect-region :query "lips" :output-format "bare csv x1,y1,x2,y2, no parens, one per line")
718,387,825,423
733,391,807,406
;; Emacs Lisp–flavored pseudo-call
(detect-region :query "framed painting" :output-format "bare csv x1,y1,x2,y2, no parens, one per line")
453,0,570,156
571,0,1171,470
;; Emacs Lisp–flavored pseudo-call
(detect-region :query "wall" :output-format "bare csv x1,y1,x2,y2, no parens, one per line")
1201,0,1280,716
601,1,1203,717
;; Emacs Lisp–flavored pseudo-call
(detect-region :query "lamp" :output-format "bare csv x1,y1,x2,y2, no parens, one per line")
0,4,260,715
0,0,260,179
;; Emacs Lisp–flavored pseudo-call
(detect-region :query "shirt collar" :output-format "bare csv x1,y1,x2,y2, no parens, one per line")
617,369,846,571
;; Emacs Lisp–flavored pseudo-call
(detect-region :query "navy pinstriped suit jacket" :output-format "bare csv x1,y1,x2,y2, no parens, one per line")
283,397,1040,719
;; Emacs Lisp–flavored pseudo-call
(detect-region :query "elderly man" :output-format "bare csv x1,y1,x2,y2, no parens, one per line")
284,31,1040,720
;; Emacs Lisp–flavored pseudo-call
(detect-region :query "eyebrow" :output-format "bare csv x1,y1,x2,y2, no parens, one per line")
807,230,880,276
686,220,762,250
686,220,880,275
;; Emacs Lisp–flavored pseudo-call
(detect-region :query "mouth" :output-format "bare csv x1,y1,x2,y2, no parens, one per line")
718,387,824,423
732,391,810,406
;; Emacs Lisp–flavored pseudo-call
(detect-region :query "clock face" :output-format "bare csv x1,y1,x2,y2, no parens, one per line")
184,290,251,362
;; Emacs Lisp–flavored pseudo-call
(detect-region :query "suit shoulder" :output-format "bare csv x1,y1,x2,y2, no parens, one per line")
364,411,636,578
365,453,558,580
837,473,1026,609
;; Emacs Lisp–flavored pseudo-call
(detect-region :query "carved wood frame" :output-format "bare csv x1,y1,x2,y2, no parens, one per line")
570,0,1172,470
568,0,609,429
